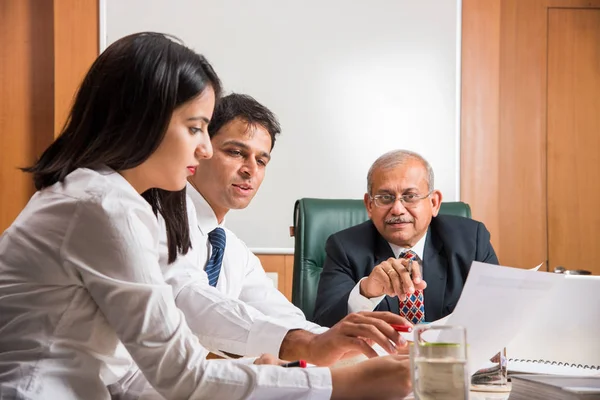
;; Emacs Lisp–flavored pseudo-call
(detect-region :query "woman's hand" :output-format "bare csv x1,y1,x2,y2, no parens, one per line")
331,355,412,400
253,353,288,366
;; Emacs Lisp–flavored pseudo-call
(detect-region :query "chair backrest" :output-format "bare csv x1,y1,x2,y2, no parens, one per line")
291,198,472,321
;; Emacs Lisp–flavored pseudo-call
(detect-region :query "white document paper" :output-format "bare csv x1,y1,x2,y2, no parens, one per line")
530,262,543,271
507,274,600,375
442,261,563,374
334,261,575,376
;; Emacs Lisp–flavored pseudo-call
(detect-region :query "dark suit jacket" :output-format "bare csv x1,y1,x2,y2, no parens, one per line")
312,215,498,327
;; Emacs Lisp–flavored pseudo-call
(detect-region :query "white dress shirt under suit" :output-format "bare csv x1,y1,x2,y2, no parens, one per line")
0,168,332,400
347,233,427,314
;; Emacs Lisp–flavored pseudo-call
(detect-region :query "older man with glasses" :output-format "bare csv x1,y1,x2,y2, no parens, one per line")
313,149,499,327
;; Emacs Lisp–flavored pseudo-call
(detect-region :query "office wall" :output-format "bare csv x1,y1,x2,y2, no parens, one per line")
103,0,461,251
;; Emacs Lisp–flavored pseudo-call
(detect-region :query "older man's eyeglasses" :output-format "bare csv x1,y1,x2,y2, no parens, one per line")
370,192,432,208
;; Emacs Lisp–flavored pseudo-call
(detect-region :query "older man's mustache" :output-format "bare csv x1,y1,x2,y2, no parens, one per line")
385,217,413,224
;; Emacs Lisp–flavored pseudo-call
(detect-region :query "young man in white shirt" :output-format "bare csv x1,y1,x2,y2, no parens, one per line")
165,93,412,367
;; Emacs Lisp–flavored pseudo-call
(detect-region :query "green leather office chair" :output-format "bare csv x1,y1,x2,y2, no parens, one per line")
291,198,472,321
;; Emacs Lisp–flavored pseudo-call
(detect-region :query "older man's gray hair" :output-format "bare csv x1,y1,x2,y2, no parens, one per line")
367,150,435,194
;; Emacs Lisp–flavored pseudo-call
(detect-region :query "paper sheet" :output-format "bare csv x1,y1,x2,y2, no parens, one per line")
442,261,563,374
530,263,543,271
507,274,600,370
333,261,561,374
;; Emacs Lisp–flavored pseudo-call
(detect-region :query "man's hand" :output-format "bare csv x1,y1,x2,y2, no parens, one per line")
279,312,411,366
360,257,427,300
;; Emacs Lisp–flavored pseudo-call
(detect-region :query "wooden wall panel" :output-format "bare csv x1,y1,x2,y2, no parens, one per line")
499,0,600,270
496,0,549,270
460,0,502,257
256,254,294,301
546,9,600,275
461,0,600,270
0,0,98,233
283,255,294,303
0,0,55,232
53,0,99,136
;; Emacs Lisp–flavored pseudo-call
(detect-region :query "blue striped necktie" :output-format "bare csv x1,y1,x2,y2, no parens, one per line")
206,227,226,287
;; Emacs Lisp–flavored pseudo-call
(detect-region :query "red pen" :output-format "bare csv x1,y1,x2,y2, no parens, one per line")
390,324,413,333
281,360,307,368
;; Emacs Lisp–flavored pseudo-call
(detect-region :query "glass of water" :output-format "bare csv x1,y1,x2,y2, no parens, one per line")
411,324,469,400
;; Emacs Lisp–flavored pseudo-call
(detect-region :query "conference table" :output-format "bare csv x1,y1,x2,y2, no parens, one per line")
208,352,513,399
402,390,509,399
470,391,510,400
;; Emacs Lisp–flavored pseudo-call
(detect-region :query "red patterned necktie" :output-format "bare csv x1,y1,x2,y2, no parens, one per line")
398,250,425,324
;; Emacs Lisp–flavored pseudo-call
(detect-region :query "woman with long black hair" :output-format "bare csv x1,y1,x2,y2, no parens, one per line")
0,32,411,400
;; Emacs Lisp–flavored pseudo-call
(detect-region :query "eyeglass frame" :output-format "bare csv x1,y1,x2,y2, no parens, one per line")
369,191,433,208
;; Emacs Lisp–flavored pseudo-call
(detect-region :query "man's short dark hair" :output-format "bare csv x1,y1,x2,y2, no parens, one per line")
208,93,281,150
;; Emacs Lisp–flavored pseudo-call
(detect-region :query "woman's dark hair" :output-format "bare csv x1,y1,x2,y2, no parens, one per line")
208,93,281,150
23,32,222,263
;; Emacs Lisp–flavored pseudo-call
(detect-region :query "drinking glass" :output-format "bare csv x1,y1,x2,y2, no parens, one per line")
411,324,469,400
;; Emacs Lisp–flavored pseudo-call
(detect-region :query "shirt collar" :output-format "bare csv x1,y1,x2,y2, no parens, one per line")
388,231,427,260
186,182,225,236
96,165,146,198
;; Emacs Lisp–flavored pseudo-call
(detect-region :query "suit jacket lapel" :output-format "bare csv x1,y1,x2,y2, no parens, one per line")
372,228,399,314
422,225,447,321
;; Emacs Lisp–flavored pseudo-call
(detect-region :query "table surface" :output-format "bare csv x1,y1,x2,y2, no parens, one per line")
402,386,511,400
403,392,509,400
470,390,510,400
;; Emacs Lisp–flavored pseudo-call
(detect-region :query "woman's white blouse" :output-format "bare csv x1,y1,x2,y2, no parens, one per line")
0,168,332,400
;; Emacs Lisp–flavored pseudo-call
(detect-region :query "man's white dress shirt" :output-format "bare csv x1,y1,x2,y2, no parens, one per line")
0,168,332,400
347,233,427,313
160,184,326,359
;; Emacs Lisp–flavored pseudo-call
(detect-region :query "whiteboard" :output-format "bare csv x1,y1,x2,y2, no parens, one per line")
103,0,461,252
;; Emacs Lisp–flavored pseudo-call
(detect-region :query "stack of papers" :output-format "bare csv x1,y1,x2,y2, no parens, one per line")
509,375,600,400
